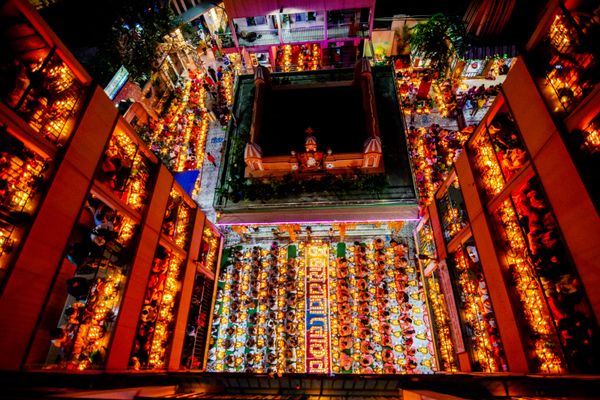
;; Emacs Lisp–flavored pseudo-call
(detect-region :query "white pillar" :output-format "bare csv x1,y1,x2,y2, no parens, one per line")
171,0,181,15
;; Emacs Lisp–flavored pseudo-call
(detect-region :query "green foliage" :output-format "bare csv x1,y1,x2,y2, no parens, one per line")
180,22,201,47
409,13,468,75
224,171,388,203
395,24,412,55
89,0,177,86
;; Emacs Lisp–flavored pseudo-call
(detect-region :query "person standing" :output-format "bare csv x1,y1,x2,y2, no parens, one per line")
207,66,217,83
206,152,217,167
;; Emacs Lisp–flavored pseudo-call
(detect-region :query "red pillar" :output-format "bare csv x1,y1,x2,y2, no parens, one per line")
105,166,173,371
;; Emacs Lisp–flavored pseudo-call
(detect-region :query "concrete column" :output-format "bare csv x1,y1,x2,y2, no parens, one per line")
105,166,173,370
503,59,600,320
455,154,530,373
171,0,182,15
0,87,117,370
168,210,206,370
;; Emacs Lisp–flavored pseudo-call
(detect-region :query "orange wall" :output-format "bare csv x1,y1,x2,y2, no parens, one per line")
503,58,600,321
0,87,117,370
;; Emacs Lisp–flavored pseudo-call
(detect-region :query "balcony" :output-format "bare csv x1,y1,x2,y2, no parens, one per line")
0,123,50,276
327,8,370,40
529,7,598,114
237,28,280,47
234,16,280,47
281,25,324,43
281,11,325,43
1,4,87,146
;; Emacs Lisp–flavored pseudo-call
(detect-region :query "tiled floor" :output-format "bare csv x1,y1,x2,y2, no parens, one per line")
238,32,280,47
191,50,230,224
194,122,226,223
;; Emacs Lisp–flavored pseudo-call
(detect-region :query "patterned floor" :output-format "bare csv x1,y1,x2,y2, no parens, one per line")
207,224,436,375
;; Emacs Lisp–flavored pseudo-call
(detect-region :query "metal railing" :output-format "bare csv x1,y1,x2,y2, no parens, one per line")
281,25,325,43
327,22,370,39
237,29,280,47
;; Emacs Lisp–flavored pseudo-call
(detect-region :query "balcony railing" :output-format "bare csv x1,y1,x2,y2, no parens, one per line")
0,122,50,278
281,25,325,43
2,3,88,147
327,22,369,39
237,29,280,47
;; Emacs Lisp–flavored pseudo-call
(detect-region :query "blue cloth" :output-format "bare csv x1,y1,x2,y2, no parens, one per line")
175,170,200,197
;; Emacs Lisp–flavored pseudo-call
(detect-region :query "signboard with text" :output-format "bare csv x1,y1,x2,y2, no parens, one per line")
104,65,129,100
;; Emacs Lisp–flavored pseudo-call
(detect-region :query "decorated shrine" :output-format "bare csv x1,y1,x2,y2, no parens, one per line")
242,60,383,178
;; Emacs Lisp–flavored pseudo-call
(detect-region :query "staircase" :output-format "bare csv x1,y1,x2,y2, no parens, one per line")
190,276,214,369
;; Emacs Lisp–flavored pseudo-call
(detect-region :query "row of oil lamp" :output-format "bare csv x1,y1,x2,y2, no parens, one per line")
494,200,566,373
406,126,470,211
50,214,138,370
329,240,436,374
425,275,459,371
201,227,219,273
451,248,507,372
23,57,83,145
207,245,306,373
129,245,183,370
71,269,125,370
438,180,468,243
277,44,321,72
161,189,193,251
146,254,183,369
104,130,152,212
470,132,506,199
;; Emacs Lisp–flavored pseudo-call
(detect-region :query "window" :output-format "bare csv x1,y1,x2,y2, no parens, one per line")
247,16,266,26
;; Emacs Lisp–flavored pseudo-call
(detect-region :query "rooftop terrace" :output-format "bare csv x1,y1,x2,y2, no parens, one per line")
214,65,417,224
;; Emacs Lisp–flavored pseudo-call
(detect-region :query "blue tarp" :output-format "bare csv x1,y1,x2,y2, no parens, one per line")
175,170,200,197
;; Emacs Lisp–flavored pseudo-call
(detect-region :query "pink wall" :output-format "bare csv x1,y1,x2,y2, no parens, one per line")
223,0,374,18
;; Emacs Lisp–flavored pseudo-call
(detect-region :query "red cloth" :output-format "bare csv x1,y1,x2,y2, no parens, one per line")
416,78,432,100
